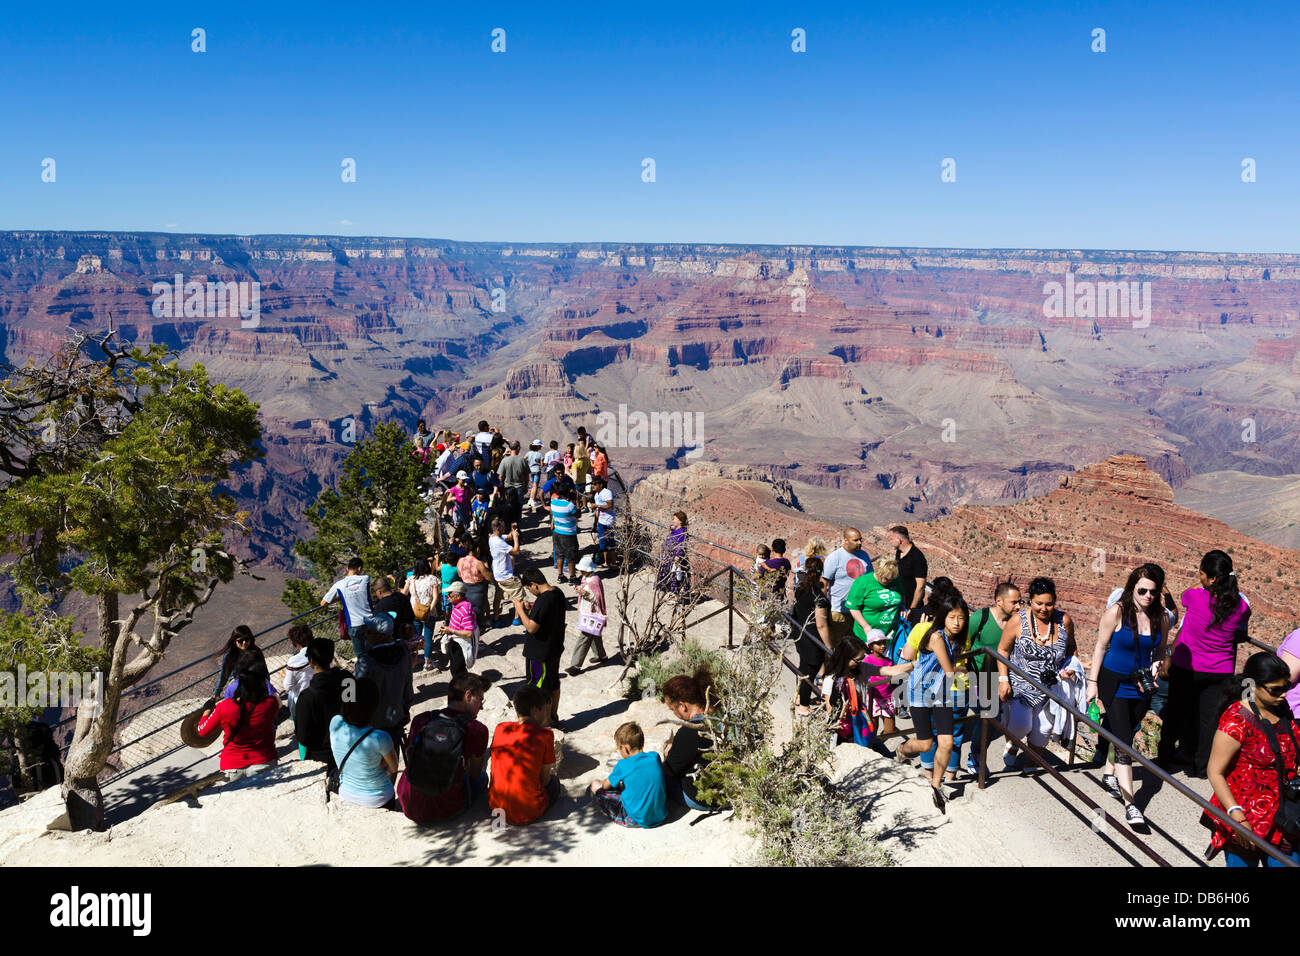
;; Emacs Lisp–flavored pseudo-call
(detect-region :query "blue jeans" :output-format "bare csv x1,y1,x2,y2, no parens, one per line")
663,771,712,811
1224,847,1300,867
416,620,435,660
347,625,367,659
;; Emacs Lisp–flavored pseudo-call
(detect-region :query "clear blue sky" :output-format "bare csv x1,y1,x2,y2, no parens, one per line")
2,1,1297,252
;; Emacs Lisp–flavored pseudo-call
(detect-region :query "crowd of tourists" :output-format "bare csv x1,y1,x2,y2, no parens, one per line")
194,417,718,831
191,416,1299,862
765,528,1298,865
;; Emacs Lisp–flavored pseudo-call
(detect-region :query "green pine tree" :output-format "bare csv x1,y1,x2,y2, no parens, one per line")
282,420,432,617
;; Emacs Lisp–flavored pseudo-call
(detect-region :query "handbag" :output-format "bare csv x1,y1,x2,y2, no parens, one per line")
326,727,374,801
839,678,876,747
578,610,607,637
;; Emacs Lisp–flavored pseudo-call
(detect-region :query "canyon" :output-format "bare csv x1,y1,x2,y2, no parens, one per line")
3,232,1300,608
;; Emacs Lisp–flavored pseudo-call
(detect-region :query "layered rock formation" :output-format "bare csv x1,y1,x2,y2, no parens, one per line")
8,232,1300,566
632,456,1300,660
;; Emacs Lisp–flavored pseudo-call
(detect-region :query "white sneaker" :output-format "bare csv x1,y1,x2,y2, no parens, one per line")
1125,803,1145,826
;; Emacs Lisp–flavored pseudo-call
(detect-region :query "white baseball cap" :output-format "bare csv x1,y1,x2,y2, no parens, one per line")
456,470,469,480
530,439,542,447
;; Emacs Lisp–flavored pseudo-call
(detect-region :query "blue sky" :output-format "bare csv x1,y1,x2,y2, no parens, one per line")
1,1,1297,252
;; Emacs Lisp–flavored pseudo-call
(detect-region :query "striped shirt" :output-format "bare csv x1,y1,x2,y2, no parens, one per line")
448,600,477,634
551,498,577,536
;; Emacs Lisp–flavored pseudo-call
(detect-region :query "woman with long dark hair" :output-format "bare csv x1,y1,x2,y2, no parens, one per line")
997,577,1077,772
1204,653,1299,866
1088,564,1171,826
196,651,280,780
895,591,970,812
791,555,832,716
402,556,439,671
212,625,255,698
1159,550,1252,778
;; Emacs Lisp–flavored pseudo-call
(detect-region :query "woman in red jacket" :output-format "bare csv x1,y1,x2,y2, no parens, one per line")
197,652,280,780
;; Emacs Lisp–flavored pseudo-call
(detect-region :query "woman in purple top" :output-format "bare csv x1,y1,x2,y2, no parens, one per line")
655,512,690,595
1158,550,1251,778
1278,628,1300,715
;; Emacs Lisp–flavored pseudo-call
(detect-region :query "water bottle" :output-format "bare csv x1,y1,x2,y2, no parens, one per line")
1087,698,1101,724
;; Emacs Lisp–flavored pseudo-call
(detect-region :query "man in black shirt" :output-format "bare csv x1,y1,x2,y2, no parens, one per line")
373,575,416,645
887,525,928,623
513,568,568,725
294,638,348,773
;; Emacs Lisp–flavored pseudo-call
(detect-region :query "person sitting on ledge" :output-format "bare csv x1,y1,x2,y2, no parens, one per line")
197,650,280,782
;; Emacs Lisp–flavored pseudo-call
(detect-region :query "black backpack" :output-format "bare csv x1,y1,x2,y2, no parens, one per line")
405,711,471,796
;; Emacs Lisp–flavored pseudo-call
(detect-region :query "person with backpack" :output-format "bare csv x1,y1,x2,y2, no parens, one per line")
195,651,280,781
894,592,970,813
397,672,492,823
1204,653,1300,866
354,625,414,768
328,676,400,810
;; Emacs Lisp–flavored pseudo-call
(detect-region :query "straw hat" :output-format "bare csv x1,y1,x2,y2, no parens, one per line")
180,703,222,749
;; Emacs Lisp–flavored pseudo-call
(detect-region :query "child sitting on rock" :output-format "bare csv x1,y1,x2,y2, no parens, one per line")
588,721,668,828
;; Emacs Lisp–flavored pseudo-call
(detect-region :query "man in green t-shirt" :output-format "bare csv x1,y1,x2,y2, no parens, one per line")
971,581,1023,671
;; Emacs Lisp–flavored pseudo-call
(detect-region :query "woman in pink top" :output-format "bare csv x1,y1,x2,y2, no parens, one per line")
1158,550,1251,778
1278,628,1300,715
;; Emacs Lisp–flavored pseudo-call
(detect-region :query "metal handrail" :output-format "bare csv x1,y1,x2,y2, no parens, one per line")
51,605,336,731
980,643,1297,867
612,503,1295,867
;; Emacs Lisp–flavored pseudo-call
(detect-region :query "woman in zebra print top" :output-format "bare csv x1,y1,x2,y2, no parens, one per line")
996,577,1077,772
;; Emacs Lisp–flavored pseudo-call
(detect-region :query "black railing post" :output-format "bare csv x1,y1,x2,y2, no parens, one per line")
727,566,734,649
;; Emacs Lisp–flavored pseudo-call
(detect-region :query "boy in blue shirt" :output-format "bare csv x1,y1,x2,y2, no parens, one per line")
588,721,668,828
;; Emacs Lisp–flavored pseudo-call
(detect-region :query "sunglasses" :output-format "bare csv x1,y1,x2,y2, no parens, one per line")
1261,684,1290,696
1135,588,1156,596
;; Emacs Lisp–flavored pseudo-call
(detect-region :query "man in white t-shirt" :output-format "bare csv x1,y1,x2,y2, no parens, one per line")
321,556,374,656
473,420,494,461
525,440,545,512
821,528,874,650
543,440,562,472
489,517,524,625
590,475,615,566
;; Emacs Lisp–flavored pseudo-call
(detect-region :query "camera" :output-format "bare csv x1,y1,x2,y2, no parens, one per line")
1040,669,1058,689
1132,669,1158,696
1283,775,1300,803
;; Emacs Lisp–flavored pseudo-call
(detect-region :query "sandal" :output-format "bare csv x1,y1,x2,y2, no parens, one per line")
931,783,947,814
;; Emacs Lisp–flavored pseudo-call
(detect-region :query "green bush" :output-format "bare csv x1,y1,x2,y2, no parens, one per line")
626,636,726,700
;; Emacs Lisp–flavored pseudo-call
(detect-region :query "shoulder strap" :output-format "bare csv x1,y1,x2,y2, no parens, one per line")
1248,703,1296,802
977,607,990,637
338,727,375,777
